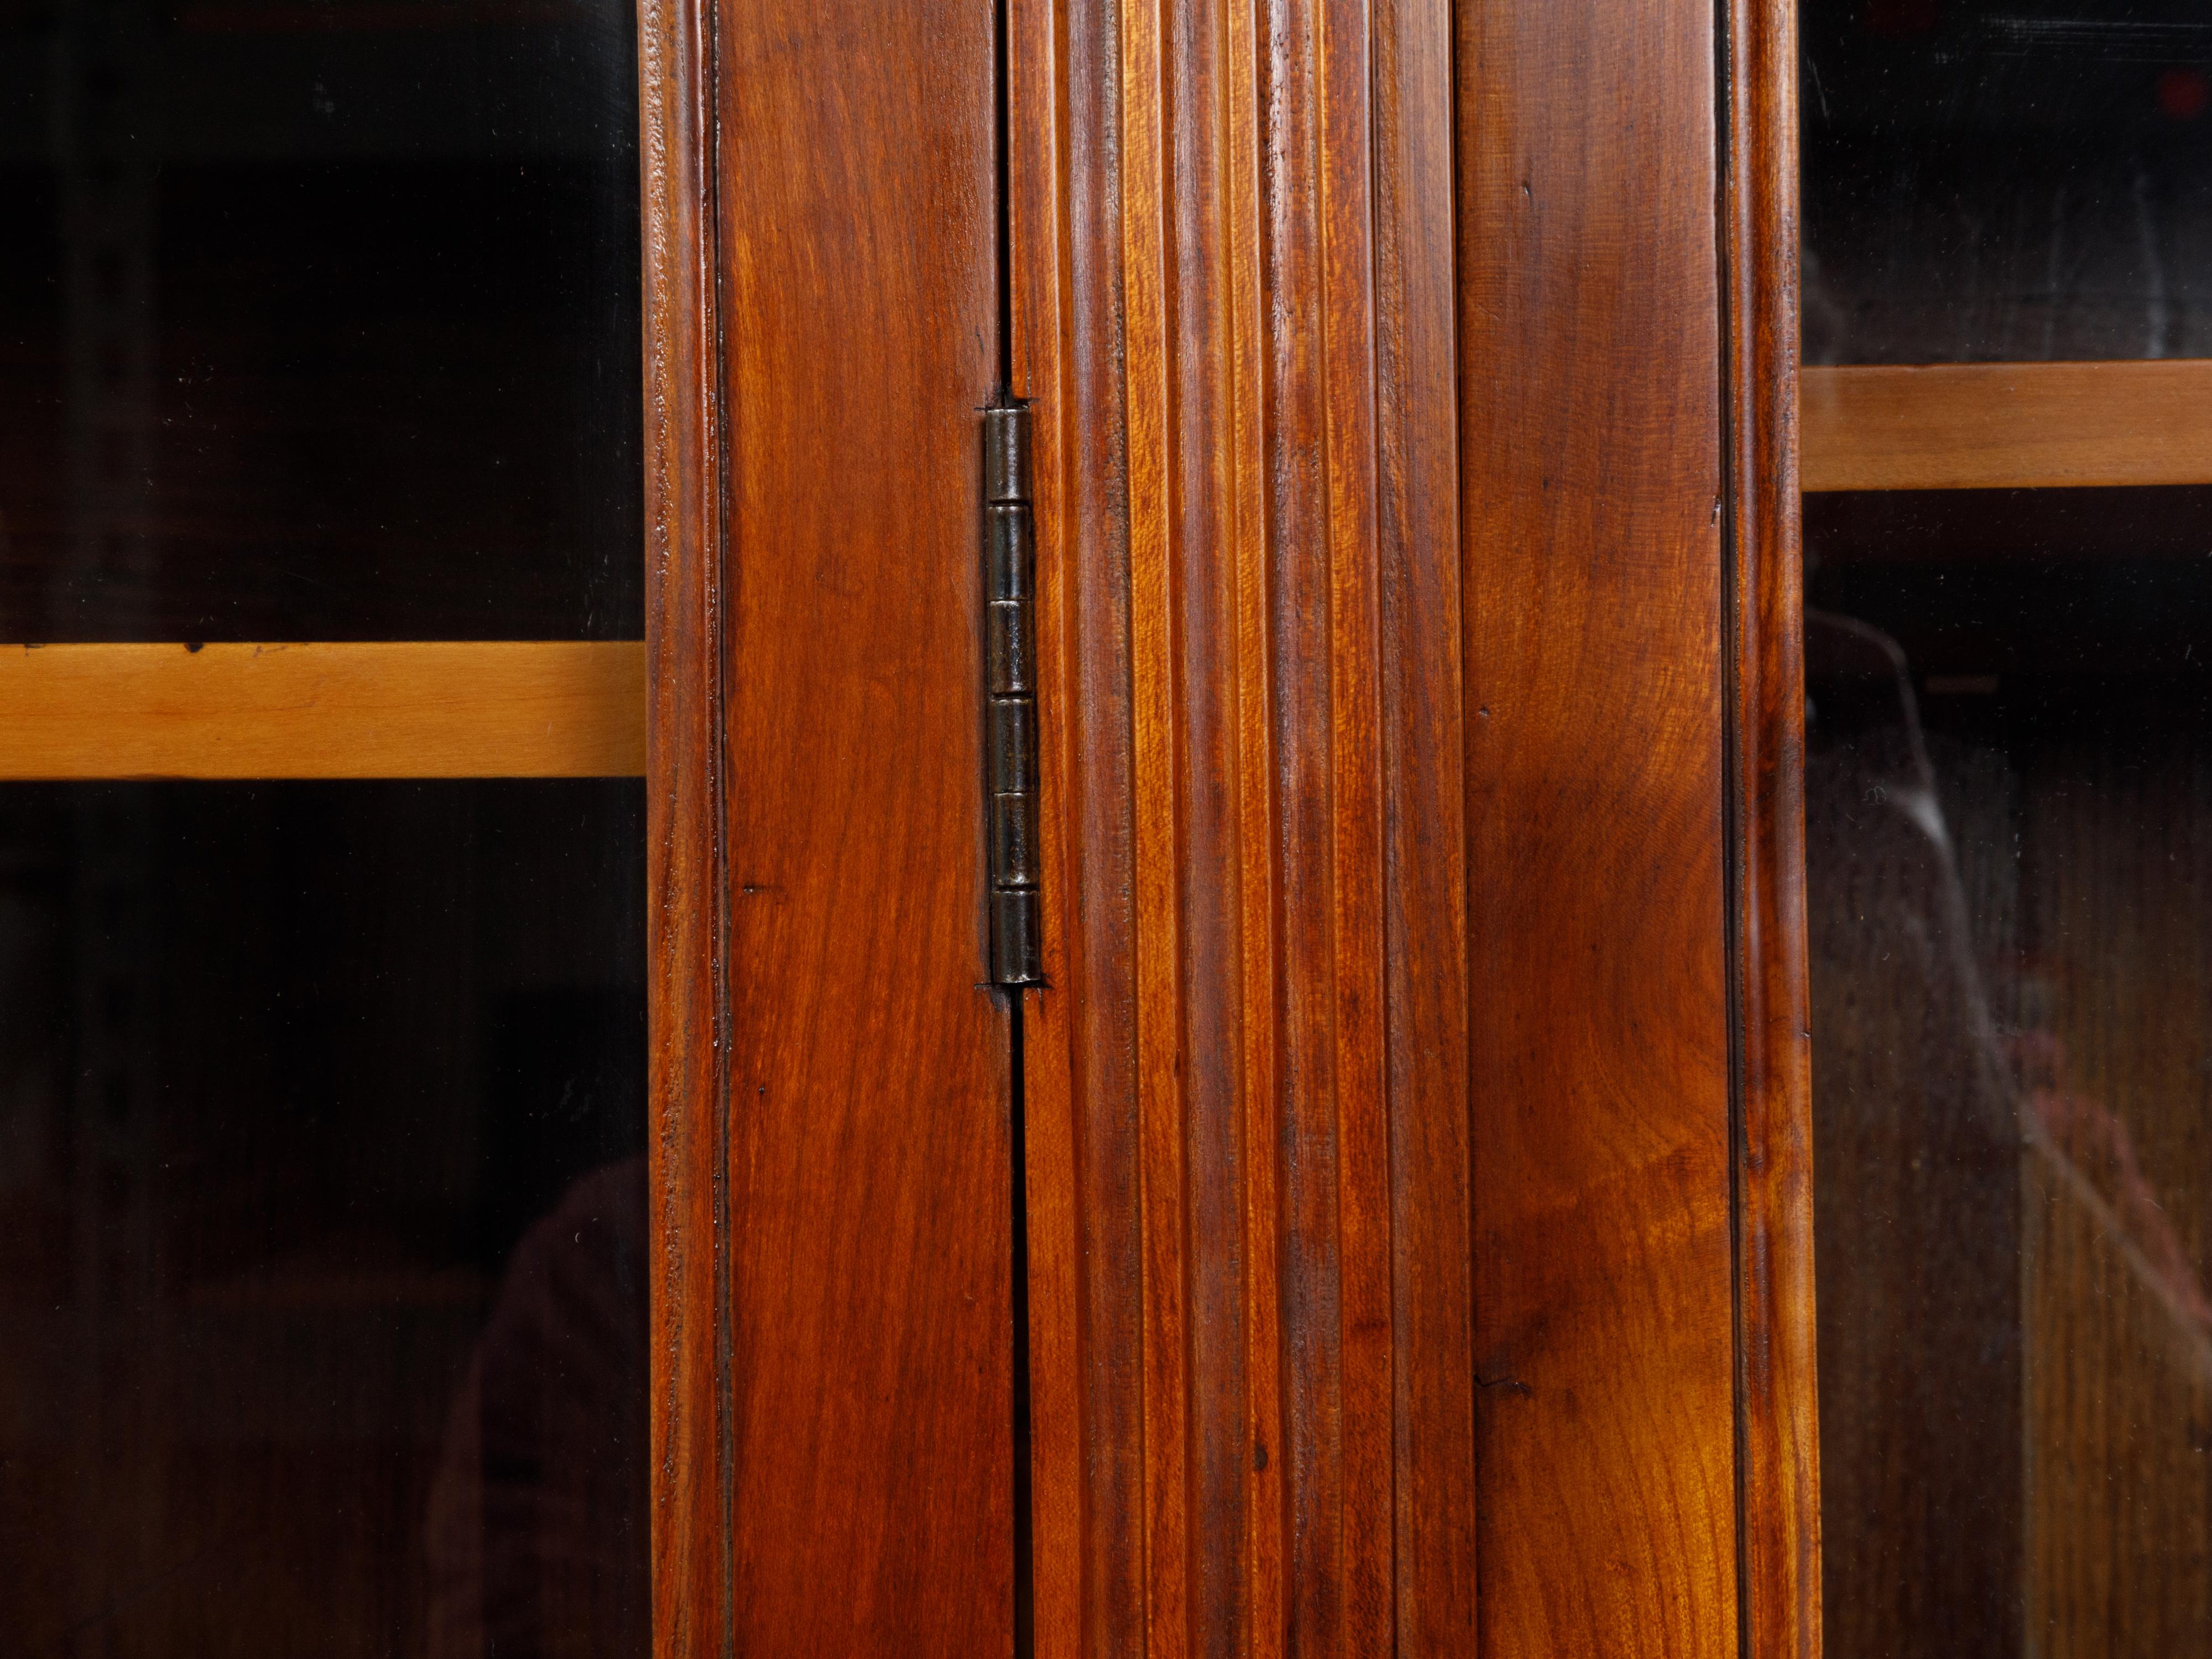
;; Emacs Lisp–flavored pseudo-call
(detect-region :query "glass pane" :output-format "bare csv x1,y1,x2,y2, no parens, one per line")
0,780,647,1655
1806,485,2212,1651
1804,4,2212,1651
0,0,649,1646
1803,0,2212,363
0,0,641,640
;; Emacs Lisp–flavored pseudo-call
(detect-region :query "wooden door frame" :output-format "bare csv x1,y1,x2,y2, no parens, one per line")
1726,2,1820,1654
638,0,1015,1652
1004,0,1814,1651
635,0,1816,1651
637,0,729,1645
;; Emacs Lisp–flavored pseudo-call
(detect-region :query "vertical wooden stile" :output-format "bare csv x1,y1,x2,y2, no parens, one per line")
643,1,1015,1652
1011,0,1472,1650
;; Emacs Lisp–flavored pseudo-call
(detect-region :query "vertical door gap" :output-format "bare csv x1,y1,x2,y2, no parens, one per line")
993,0,1035,1652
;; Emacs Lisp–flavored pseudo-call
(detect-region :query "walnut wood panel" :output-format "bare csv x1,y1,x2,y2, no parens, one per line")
0,641,643,778
1457,0,1739,1651
1010,0,1473,1651
1802,361,2212,493
637,0,729,1647
1018,0,1811,1648
1725,2,1821,1656
648,0,1013,1652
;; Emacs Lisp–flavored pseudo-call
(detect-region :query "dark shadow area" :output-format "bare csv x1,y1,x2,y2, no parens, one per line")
0,0,643,640
0,780,648,1656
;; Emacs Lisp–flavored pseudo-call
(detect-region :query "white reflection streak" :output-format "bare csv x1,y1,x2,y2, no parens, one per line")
1820,610,2212,1387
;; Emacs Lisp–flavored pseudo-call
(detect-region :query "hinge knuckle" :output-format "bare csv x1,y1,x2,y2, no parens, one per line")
987,507,1031,601
984,397,1042,986
983,406,1030,505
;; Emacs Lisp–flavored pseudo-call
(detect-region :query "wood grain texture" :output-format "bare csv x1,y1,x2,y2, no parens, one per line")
1003,9,1087,1656
709,0,1011,1651
0,641,643,778
1457,0,1739,1651
1802,360,2212,492
1011,0,1472,1650
637,0,730,1646
1724,2,1820,1656
1375,0,1479,1648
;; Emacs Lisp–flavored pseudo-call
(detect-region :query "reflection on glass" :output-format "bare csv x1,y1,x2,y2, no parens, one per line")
0,782,646,1654
0,0,648,1648
1808,487,2212,1652
1804,3,2212,1651
0,0,641,640
1804,0,2212,362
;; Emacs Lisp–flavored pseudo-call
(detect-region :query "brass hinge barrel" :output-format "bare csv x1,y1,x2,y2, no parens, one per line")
983,399,1042,986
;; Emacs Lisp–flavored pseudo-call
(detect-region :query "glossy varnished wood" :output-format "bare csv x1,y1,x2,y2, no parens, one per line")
0,641,644,778
1457,0,1739,1651
1013,0,1470,1650
716,0,1010,1648
1002,7,1086,1651
1725,2,1820,1656
637,0,730,1646
1802,360,2212,492
644,0,1012,1651
1018,0,1813,1647
1375,0,1479,1648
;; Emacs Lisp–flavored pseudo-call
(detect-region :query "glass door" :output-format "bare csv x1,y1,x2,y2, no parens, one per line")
1802,2,2212,1651
0,3,648,1651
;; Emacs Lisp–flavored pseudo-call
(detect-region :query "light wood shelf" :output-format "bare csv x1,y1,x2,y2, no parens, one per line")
0,640,645,780
1802,359,2212,492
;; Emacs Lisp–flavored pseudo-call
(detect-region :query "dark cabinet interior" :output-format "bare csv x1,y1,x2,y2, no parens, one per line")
0,0,643,641
0,2,650,1651
1803,3,2212,1652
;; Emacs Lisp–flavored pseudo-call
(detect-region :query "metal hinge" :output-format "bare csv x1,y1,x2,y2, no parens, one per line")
984,396,1042,986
